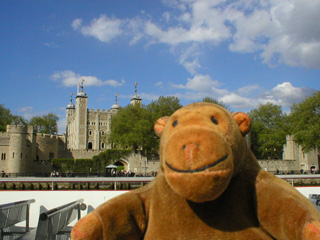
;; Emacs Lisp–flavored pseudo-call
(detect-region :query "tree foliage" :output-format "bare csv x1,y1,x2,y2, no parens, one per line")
289,91,320,151
147,96,182,121
52,150,131,174
109,104,154,154
92,149,131,172
29,113,59,134
109,96,182,156
0,104,26,131
202,97,230,111
248,103,290,159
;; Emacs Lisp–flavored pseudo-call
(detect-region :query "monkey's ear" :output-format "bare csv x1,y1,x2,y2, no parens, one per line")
232,112,251,136
154,116,170,137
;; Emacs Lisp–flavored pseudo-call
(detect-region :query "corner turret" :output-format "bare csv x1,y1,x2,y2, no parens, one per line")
77,79,87,98
66,93,75,109
111,93,120,113
131,82,142,106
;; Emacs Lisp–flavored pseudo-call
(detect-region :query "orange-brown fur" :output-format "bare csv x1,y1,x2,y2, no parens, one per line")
71,102,320,240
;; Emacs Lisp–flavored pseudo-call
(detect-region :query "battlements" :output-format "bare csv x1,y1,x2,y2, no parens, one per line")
88,109,109,114
6,125,28,133
36,133,60,139
286,135,295,141
70,149,104,154
0,132,10,136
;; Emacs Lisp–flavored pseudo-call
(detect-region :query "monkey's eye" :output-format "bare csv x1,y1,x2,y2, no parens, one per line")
172,120,178,127
211,116,218,125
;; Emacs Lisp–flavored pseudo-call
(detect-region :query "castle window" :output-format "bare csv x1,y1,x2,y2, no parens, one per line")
101,143,105,149
101,131,105,136
89,130,92,136
12,152,14,158
49,152,54,160
88,142,93,150
1,153,6,160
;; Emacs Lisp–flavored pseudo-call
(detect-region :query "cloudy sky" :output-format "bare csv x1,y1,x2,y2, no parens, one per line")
1,0,319,134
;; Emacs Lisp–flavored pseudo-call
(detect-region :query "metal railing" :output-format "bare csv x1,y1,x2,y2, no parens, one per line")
0,199,35,239
0,177,154,191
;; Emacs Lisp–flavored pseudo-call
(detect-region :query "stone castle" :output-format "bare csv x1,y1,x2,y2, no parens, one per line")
0,82,160,176
0,82,319,176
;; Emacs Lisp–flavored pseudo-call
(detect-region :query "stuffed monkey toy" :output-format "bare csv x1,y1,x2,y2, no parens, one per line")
71,102,320,240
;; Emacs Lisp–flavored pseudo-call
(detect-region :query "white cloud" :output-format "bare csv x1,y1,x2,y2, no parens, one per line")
171,74,220,92
71,18,82,30
43,42,60,48
220,93,257,109
51,70,125,87
73,15,123,43
18,106,34,113
237,85,260,97
226,0,320,68
177,43,202,75
155,82,163,87
258,82,316,107
171,76,315,110
18,106,34,120
140,93,159,101
71,0,320,70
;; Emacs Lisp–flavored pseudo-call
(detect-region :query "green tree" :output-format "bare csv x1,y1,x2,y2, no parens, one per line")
248,103,289,159
289,91,320,151
202,97,230,111
0,104,26,131
29,113,59,134
92,149,131,173
147,96,182,121
108,105,155,155
109,97,182,157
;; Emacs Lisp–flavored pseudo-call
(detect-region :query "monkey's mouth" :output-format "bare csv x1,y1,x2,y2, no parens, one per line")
165,155,228,173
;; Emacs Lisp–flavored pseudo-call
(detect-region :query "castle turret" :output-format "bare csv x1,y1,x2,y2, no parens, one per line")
131,82,142,106
75,79,88,150
111,93,120,113
7,125,28,174
66,93,75,149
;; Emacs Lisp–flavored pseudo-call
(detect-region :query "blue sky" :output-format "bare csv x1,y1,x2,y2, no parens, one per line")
1,0,319,134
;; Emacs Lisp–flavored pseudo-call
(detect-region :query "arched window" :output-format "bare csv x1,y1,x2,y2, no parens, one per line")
101,131,105,136
89,130,92,136
101,142,105,149
88,142,93,150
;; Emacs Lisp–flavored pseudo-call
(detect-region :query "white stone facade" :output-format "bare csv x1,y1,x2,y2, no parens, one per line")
282,135,319,172
66,89,116,152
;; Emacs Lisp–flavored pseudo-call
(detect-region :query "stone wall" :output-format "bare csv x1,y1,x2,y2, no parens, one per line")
36,134,60,161
258,159,299,173
69,149,104,160
121,153,160,176
0,132,10,173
